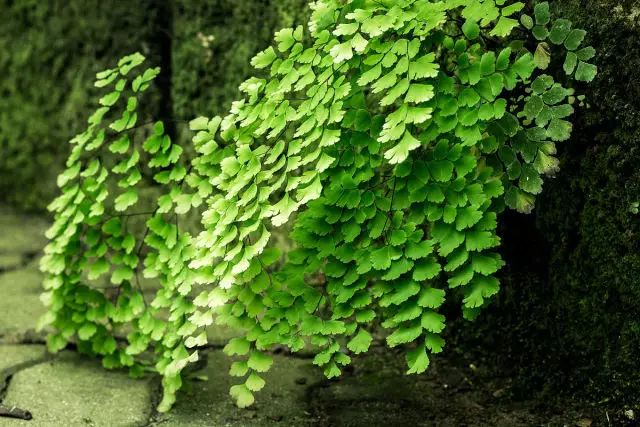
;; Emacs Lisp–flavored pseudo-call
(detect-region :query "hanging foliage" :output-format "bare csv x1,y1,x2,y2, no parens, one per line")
40,0,596,411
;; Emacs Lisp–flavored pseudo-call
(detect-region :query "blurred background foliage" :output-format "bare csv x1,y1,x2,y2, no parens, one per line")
0,0,160,210
0,0,308,211
0,0,638,410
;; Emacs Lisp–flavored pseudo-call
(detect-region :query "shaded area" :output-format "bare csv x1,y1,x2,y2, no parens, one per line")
456,0,640,412
309,347,604,427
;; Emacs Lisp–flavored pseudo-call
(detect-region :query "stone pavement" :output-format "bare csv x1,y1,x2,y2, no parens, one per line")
0,208,321,426
0,207,606,426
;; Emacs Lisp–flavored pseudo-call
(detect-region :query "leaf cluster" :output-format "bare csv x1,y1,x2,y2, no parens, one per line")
41,0,596,411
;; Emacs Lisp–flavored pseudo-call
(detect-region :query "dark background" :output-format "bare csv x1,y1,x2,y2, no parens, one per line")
1,0,638,412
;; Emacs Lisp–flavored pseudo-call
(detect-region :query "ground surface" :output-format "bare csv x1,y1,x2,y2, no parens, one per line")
0,207,626,426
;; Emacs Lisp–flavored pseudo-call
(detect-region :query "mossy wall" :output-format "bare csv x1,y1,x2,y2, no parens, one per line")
0,0,309,211
463,0,640,407
171,0,308,139
0,0,164,211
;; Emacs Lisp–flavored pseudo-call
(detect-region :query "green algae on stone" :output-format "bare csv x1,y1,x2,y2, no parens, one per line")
0,269,46,342
0,345,48,385
0,207,48,256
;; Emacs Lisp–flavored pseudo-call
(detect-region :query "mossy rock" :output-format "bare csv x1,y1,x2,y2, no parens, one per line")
461,0,640,409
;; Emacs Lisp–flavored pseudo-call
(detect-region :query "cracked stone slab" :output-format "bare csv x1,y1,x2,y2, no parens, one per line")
1,352,153,427
0,207,48,256
0,345,48,385
0,254,23,271
0,268,46,342
152,350,321,426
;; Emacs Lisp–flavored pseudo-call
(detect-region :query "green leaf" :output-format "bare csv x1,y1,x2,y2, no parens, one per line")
463,276,500,309
427,160,454,183
384,131,421,165
102,218,122,236
413,258,441,281
230,384,255,408
512,53,536,79
531,25,549,41
245,373,266,392
224,338,251,356
421,311,445,333
532,74,554,94
114,190,138,212
109,135,130,154
189,116,209,131
330,41,354,63
547,119,573,142
548,19,572,45
405,240,434,260
88,259,110,280
459,88,480,107
229,361,249,377
418,287,446,309
577,46,596,62
471,254,504,275
490,17,519,37
575,61,597,82
251,46,277,69
501,3,525,17
465,230,497,251
118,52,145,75
496,47,512,70
564,52,578,75
99,91,120,107
518,164,542,194
390,230,407,246
247,351,273,373
78,322,97,340
324,362,341,379
462,20,480,40
425,333,445,353
347,329,372,354
504,186,535,214
387,323,422,347
480,52,496,76
520,14,534,30
456,207,483,230
111,266,133,285
405,84,435,104
406,344,430,374
564,29,586,51
534,2,550,25
524,95,544,120
534,43,551,70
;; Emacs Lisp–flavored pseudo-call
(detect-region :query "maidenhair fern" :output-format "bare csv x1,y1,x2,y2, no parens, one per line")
40,0,596,411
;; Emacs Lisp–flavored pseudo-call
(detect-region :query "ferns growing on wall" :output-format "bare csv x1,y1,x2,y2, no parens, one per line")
40,0,596,411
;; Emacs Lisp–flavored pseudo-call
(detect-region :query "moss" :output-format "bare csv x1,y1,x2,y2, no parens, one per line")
170,0,309,146
0,1,312,211
0,0,163,211
459,0,640,408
